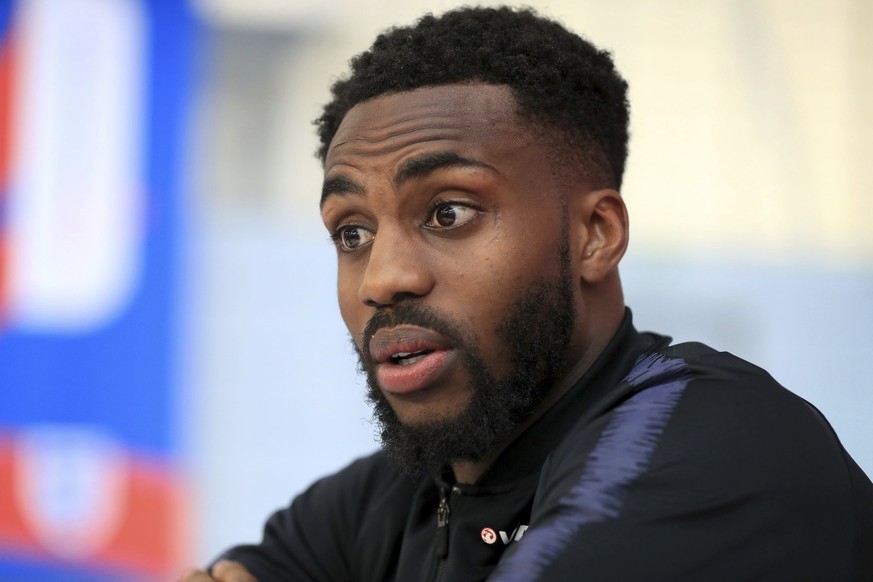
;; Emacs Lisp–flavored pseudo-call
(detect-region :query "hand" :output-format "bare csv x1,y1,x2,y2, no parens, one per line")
174,560,257,582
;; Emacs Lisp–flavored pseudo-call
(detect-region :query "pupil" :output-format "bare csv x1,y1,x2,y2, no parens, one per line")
437,206,456,227
343,228,360,248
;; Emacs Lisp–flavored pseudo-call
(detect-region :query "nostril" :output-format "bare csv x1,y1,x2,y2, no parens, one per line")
362,290,424,309
358,267,434,306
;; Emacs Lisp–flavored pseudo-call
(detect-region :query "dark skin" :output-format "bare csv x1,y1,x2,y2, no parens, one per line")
178,83,628,582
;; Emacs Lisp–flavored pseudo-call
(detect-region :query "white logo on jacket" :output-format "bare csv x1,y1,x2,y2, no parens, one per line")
482,524,529,545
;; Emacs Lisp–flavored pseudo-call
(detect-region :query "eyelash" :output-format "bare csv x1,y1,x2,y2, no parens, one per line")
327,226,368,248
424,199,480,228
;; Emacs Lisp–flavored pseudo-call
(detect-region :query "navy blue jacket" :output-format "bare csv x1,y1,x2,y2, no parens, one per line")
219,312,873,581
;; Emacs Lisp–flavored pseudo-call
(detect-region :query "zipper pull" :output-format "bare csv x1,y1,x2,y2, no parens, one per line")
435,489,450,559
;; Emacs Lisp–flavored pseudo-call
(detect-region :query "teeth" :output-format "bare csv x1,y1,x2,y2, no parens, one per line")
398,353,427,366
390,350,430,365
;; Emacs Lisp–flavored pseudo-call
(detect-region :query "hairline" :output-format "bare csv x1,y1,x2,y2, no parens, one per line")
321,81,614,191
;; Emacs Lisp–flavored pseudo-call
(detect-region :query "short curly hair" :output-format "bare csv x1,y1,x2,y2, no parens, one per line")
315,6,630,189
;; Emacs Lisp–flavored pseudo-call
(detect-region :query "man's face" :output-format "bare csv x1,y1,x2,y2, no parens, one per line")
320,84,586,476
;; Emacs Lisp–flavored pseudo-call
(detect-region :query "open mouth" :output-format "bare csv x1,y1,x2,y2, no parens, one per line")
368,325,455,394
390,350,434,366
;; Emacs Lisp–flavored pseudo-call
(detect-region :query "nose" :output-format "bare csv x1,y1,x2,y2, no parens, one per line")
358,227,434,307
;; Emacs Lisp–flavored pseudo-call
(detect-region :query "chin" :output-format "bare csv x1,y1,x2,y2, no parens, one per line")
393,401,470,428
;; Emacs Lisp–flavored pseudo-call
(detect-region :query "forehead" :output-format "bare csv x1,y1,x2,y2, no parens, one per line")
324,84,532,173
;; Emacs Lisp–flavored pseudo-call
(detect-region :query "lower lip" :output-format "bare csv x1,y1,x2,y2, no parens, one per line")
376,350,454,394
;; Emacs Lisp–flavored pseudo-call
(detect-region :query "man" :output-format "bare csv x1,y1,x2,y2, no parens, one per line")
181,6,873,581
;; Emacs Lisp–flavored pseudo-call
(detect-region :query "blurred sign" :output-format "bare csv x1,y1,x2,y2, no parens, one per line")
0,0,196,580
2,0,144,333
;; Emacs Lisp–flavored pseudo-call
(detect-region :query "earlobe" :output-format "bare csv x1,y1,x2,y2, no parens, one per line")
572,189,628,284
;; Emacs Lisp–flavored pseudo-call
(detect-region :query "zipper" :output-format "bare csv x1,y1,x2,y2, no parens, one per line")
434,487,450,581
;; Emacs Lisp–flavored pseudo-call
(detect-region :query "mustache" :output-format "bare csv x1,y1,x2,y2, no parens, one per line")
360,304,467,362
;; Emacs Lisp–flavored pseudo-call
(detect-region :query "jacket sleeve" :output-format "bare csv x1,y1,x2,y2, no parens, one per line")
214,451,415,582
488,350,873,581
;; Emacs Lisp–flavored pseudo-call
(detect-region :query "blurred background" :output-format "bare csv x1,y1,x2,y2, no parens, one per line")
0,0,870,579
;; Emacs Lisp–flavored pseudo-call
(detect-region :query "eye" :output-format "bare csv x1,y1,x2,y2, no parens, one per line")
425,202,480,229
332,225,375,252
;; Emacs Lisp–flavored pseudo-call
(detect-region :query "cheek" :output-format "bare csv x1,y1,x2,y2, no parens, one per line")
463,237,554,299
437,256,516,363
336,270,365,342
452,228,564,334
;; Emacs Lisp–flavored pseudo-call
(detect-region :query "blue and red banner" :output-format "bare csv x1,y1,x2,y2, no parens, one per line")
0,1,197,579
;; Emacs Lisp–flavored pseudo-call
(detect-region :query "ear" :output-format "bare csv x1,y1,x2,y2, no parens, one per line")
569,189,628,284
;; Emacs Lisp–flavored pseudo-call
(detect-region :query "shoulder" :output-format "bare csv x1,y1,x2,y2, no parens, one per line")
604,342,855,505
542,343,838,491
654,343,846,480
510,342,871,579
613,341,842,458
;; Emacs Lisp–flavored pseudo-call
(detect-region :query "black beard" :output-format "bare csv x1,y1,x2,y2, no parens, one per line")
355,246,575,479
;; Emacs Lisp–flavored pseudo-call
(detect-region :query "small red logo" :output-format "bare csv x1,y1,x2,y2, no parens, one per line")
481,527,497,544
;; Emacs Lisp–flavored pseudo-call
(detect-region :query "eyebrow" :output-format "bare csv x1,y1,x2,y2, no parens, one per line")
320,151,497,208
393,151,497,188
321,175,364,207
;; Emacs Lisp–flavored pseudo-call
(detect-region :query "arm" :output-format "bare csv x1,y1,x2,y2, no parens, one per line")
177,451,414,582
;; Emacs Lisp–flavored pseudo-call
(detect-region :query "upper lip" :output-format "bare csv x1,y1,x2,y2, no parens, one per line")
368,325,452,364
